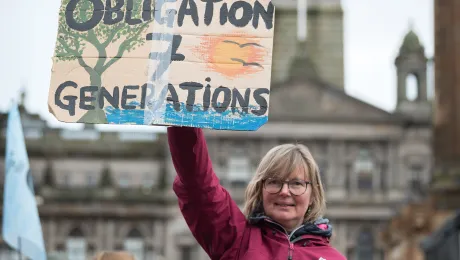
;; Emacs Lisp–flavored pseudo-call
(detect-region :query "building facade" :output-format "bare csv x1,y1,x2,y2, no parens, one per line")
0,1,433,260
382,1,460,259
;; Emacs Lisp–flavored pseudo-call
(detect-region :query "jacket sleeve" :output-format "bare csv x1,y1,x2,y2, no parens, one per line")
168,127,247,260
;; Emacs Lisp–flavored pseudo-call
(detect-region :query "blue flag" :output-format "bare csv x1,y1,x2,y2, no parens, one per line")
2,104,47,260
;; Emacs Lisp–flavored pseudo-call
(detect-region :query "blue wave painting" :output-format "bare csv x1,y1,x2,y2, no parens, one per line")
105,101,145,125
163,103,267,131
104,101,267,130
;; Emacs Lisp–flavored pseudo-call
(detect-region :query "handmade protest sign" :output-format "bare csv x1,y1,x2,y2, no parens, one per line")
48,0,275,131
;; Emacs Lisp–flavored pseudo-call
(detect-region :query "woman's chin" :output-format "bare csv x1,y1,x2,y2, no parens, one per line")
271,211,296,223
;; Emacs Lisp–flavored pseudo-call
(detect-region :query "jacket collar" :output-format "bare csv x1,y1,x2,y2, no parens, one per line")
248,211,333,240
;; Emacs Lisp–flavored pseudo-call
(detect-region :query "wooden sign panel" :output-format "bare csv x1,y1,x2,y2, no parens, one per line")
48,0,275,131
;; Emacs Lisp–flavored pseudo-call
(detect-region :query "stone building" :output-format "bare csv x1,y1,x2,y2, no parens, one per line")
381,0,460,259
0,1,434,260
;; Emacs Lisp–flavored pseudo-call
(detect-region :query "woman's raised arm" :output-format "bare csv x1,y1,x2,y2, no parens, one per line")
167,127,246,260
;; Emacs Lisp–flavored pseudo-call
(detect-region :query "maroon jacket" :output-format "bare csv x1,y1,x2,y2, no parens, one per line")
169,127,346,260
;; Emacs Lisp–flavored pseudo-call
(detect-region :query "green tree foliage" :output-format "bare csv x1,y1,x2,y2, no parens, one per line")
55,0,151,123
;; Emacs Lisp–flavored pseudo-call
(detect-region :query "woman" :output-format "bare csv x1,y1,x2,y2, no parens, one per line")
168,127,346,260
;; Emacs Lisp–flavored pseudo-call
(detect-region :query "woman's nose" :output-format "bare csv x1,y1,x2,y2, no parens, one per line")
279,183,290,195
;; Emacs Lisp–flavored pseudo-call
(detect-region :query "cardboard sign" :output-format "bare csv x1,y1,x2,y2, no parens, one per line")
48,0,275,131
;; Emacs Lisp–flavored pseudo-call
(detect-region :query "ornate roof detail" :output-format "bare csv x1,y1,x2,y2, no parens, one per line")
399,25,424,55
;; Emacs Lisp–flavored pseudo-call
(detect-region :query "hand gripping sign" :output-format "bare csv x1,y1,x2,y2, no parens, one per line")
48,0,275,131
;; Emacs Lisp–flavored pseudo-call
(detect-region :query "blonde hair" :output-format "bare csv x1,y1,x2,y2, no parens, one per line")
243,143,326,223
93,251,136,260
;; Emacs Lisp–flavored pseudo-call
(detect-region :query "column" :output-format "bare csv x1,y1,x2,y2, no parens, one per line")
432,0,460,195
153,220,164,255
106,220,115,250
47,219,57,252
96,219,105,250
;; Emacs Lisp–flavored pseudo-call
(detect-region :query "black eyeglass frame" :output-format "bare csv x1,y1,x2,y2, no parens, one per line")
263,178,312,196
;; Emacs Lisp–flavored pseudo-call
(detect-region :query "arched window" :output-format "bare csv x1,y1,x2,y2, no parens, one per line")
406,74,418,101
354,149,375,191
124,229,144,260
356,229,375,260
66,228,86,260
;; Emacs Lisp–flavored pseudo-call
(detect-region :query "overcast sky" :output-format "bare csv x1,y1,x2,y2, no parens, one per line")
0,0,433,132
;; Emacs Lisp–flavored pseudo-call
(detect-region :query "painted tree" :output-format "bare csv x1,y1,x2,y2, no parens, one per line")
55,0,151,123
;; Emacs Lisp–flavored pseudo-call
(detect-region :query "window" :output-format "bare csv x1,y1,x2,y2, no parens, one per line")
142,173,155,189
124,229,144,260
358,175,373,190
408,164,424,195
118,132,157,141
380,163,387,191
124,239,144,260
24,128,43,139
60,129,100,140
66,228,86,260
227,155,250,187
410,164,423,183
67,237,87,260
356,229,374,260
86,172,97,187
180,245,193,260
144,249,156,260
119,173,131,188
63,171,71,187
406,74,419,101
346,163,352,191
354,149,375,191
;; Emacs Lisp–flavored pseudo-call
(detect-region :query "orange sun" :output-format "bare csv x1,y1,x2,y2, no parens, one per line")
193,35,267,78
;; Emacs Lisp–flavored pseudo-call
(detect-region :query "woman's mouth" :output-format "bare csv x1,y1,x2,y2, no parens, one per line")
275,203,295,207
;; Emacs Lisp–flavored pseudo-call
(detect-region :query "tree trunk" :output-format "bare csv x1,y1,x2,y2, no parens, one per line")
77,73,108,124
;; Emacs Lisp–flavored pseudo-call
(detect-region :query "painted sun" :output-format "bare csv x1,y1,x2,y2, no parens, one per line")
193,35,267,78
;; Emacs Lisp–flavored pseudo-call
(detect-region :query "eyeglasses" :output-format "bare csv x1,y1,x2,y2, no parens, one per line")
263,178,311,196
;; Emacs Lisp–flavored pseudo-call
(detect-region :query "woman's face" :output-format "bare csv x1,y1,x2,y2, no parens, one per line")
262,167,312,232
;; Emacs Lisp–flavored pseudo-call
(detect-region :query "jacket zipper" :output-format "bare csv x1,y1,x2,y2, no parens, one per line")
288,242,294,260
264,219,304,260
